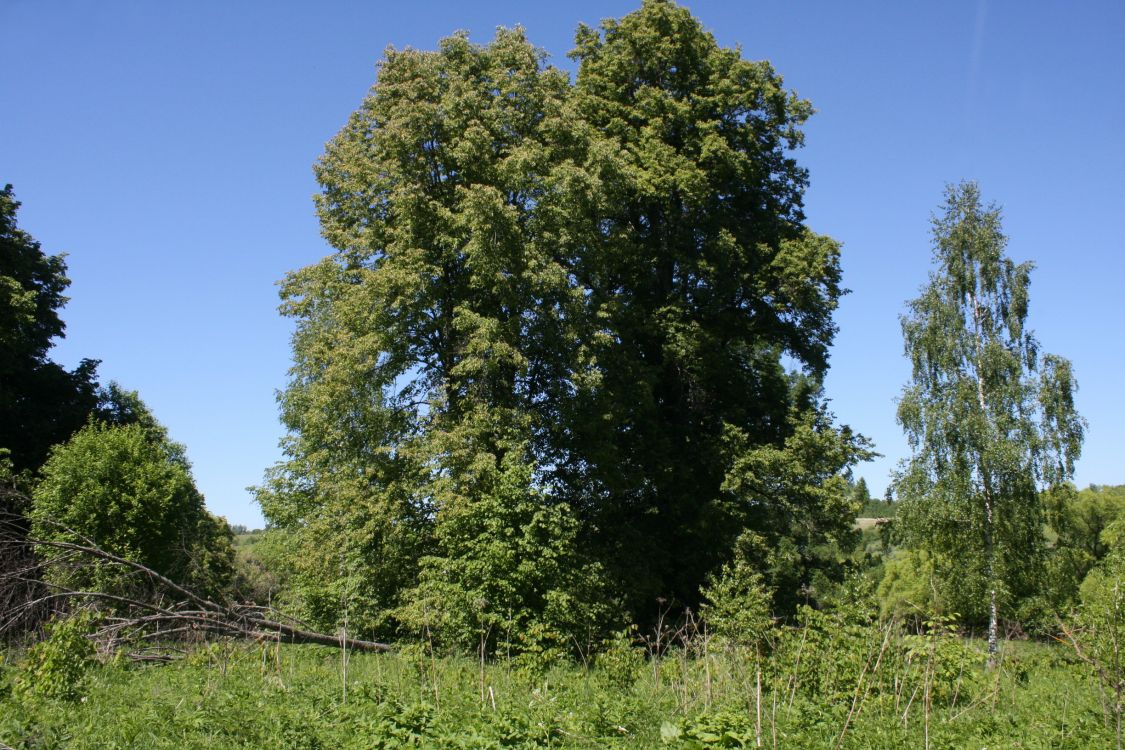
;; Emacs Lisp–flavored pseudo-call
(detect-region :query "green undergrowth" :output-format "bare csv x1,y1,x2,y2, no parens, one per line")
0,637,1112,749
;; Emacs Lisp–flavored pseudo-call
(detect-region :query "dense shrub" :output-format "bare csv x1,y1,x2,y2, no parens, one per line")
15,611,96,701
699,558,773,647
30,422,231,596
876,548,940,622
1073,521,1125,743
396,454,617,659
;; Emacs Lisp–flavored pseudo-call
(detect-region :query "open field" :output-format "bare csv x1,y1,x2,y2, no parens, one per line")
854,518,890,531
0,638,1112,749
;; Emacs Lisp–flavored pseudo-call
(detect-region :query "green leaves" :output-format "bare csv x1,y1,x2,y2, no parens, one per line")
0,185,69,361
556,0,854,616
266,1,862,637
895,182,1085,639
699,558,773,647
0,185,101,473
396,449,614,656
31,415,229,596
15,611,97,702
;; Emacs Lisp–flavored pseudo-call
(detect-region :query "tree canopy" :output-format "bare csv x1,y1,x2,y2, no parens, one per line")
260,0,869,642
557,0,865,616
0,185,100,476
895,181,1085,658
31,398,234,598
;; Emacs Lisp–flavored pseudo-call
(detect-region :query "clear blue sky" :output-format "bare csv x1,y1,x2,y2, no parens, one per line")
3,1,1122,527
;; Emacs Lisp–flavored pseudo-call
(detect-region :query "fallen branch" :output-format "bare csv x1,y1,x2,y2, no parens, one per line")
0,509,391,654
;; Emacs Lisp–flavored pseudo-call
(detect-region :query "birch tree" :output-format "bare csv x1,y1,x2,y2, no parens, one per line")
895,182,1084,662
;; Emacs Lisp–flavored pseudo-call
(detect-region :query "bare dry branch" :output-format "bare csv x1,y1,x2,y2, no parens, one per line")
0,508,391,654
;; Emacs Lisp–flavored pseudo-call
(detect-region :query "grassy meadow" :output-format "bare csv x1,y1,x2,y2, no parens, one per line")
0,631,1113,749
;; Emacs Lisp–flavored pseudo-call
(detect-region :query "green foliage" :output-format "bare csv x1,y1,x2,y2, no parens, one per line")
30,420,230,595
0,184,100,475
186,510,237,601
895,182,1085,651
699,557,773,647
93,381,191,466
853,477,898,521
261,0,868,638
259,25,569,637
661,711,756,747
851,477,872,509
860,497,898,519
595,629,646,689
774,600,881,703
558,0,863,619
876,549,941,622
1042,484,1125,611
0,630,1114,748
398,452,614,658
901,615,984,705
1074,532,1125,737
1052,484,1125,559
15,611,96,701
230,528,287,604
719,405,872,612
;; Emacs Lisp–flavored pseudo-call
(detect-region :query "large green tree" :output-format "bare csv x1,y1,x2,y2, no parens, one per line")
1,184,104,632
263,0,868,638
555,0,866,615
260,27,600,643
0,185,100,478
895,182,1084,660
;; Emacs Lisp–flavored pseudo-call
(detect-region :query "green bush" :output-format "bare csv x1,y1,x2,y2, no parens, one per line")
661,710,756,747
31,421,231,596
876,548,940,622
699,559,773,647
15,611,96,701
1073,528,1125,742
901,615,984,705
595,629,646,689
397,453,617,658
773,602,880,703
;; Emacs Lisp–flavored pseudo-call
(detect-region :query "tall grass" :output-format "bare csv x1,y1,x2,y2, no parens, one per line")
0,633,1112,748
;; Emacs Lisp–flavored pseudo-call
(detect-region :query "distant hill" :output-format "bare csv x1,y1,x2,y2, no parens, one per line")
859,497,897,518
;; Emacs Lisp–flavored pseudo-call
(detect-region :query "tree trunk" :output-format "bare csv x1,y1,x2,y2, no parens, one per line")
971,289,1001,667
984,490,999,666
987,582,999,667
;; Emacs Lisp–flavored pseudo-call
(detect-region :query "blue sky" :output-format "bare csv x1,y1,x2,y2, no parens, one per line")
2,1,1122,527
